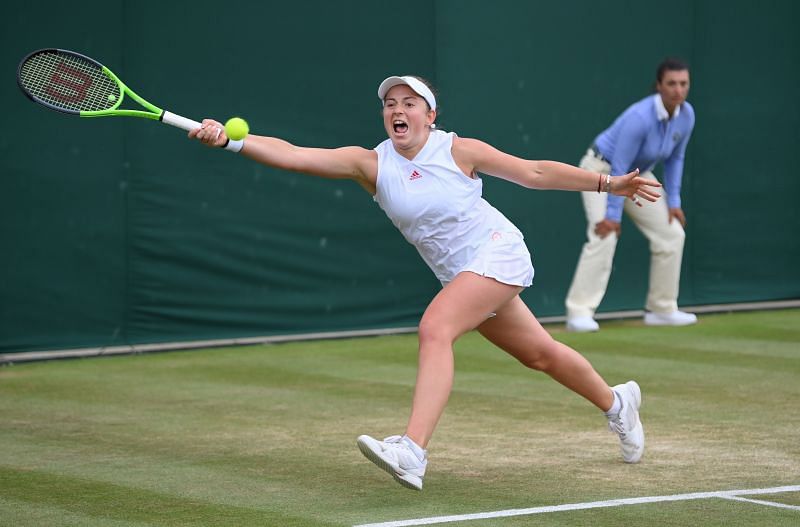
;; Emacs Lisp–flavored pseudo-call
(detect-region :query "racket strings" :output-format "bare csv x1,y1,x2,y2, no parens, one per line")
20,51,120,113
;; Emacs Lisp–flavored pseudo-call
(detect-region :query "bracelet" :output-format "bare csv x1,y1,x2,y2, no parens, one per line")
603,174,611,193
597,173,602,193
222,138,245,153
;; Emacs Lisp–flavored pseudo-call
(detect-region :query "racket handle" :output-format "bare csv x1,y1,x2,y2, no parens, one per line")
161,110,243,152
160,111,202,131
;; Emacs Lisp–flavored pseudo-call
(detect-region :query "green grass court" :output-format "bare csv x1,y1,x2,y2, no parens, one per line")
1,309,798,526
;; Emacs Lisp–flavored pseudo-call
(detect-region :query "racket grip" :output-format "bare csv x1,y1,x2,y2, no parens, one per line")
160,111,202,131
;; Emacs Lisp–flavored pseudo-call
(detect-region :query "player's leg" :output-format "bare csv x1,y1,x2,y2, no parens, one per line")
407,272,524,447
479,295,613,409
477,297,645,463
357,271,522,490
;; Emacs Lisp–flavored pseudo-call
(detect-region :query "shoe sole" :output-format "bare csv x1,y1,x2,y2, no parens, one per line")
624,421,645,463
623,381,644,463
356,436,423,491
626,381,642,410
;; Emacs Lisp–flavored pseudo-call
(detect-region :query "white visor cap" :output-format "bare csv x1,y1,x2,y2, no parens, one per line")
378,76,437,111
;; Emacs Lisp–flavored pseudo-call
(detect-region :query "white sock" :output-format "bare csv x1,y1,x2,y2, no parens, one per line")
604,390,622,417
401,435,427,462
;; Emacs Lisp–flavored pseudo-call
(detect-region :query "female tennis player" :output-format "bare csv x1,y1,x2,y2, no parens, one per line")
190,76,660,490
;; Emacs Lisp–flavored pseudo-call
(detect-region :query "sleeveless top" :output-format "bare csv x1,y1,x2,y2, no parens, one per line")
373,130,533,286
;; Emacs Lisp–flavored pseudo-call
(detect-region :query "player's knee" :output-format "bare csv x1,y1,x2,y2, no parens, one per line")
418,317,457,349
515,340,559,371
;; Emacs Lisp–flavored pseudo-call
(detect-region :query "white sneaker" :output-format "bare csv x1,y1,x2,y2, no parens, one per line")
566,316,600,332
644,310,697,326
607,381,645,463
357,435,427,490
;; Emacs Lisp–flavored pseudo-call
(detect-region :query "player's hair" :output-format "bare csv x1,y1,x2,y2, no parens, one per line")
409,76,438,110
390,75,444,130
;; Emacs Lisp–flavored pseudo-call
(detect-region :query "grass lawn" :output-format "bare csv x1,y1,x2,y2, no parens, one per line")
1,309,798,526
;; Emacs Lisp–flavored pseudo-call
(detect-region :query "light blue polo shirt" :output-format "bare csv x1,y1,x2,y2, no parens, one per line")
594,94,695,222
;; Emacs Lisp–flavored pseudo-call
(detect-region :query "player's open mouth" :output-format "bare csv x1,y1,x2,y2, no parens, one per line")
393,120,408,134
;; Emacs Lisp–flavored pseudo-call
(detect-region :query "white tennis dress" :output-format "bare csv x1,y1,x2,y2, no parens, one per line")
373,130,534,287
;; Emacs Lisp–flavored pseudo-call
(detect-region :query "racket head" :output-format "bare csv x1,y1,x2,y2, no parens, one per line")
17,48,123,115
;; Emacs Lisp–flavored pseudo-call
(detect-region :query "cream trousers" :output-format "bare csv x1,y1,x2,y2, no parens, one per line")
565,150,686,318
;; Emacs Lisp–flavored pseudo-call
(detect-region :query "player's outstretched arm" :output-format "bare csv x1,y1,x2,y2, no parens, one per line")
453,137,661,203
190,119,377,192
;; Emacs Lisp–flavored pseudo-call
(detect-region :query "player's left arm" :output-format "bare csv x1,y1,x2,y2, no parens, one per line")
452,136,660,201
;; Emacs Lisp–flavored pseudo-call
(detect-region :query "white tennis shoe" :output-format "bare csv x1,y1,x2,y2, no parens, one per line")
357,434,427,490
566,316,600,332
644,310,697,326
607,381,645,463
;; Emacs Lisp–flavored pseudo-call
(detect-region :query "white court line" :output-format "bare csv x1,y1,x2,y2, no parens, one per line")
721,495,800,511
353,484,800,527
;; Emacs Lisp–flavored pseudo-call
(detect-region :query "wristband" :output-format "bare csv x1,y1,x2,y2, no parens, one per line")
603,174,611,193
222,138,244,153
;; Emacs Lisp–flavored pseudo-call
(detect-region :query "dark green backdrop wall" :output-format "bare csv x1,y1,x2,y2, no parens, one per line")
2,1,798,352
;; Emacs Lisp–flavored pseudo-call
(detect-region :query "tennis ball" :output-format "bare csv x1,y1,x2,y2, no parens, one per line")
108,94,116,102
224,117,249,140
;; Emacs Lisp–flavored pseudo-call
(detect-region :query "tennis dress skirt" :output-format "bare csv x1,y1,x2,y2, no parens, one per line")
445,230,534,288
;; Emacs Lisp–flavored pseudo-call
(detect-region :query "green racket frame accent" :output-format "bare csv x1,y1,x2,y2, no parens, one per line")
79,66,164,120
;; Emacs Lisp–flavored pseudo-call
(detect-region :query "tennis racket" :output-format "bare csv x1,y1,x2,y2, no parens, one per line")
17,48,203,134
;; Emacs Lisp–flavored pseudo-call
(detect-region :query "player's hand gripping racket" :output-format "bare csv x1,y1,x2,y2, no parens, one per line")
17,48,239,149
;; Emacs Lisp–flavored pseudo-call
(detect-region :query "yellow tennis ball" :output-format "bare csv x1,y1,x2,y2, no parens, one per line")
224,117,249,140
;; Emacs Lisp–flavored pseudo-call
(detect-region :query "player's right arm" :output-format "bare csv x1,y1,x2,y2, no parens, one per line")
190,119,378,194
